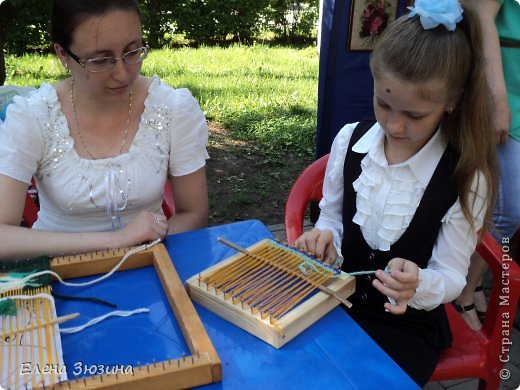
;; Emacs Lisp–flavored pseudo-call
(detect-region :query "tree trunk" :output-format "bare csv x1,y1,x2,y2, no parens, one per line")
0,21,6,86
0,1,16,86
0,2,11,87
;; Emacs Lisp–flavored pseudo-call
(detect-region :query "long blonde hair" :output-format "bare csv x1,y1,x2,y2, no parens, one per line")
370,4,498,234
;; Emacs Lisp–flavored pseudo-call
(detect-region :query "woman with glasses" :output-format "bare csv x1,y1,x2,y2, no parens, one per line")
0,0,209,260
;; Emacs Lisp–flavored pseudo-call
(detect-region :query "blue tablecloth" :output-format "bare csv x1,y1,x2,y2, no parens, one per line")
55,220,418,389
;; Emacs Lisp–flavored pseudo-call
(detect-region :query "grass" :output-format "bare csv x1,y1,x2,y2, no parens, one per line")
5,44,319,155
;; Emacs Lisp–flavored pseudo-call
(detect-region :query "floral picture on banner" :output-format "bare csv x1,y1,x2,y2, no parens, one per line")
347,0,399,52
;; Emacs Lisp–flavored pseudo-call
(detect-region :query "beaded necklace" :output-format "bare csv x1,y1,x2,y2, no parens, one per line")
69,78,133,159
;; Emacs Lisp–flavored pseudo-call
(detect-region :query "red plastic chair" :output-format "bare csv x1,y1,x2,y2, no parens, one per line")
161,180,175,219
284,154,329,246
22,179,40,227
22,180,175,227
284,153,520,389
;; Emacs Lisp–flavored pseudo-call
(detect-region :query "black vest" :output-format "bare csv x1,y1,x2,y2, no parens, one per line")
341,120,459,349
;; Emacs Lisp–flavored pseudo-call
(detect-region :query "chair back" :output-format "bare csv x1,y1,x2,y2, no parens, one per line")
285,154,328,246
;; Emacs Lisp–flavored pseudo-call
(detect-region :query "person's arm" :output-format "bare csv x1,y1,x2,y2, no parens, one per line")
0,174,169,261
372,172,487,313
163,86,209,234
472,0,510,143
296,123,359,264
407,173,488,310
167,167,208,234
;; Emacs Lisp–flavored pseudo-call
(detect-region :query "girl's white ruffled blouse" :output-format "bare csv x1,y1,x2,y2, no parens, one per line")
315,122,487,310
0,76,208,233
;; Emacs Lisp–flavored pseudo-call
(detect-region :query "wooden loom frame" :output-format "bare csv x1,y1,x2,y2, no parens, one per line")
186,239,355,349
44,243,221,389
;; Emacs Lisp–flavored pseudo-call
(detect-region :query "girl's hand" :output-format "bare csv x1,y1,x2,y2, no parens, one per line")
113,211,168,248
372,258,419,315
294,228,338,265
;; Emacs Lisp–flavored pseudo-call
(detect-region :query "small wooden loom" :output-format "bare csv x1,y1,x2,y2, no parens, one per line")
186,239,355,348
1,244,221,389
1,285,68,389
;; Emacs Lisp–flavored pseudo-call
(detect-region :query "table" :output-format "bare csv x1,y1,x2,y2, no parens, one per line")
55,220,419,389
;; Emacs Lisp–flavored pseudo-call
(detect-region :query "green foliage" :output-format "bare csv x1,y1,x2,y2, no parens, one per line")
0,0,318,54
172,0,270,44
1,0,52,55
261,0,319,41
293,0,319,38
140,0,176,48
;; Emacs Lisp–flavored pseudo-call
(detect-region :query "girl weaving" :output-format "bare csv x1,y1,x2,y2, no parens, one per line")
0,0,209,260
294,0,497,385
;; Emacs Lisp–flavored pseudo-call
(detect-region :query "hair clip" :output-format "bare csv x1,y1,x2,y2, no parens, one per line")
407,0,463,32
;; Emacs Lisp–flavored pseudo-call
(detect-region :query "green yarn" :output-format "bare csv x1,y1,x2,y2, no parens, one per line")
0,256,51,289
267,239,341,275
0,298,17,316
0,256,51,316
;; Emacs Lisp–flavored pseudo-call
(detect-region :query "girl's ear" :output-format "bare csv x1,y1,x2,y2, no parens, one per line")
446,95,461,114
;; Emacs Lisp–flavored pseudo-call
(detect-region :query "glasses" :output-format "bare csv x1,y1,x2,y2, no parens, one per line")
65,46,149,73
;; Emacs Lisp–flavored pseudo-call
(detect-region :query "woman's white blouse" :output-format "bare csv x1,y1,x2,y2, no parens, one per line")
0,76,209,233
315,122,487,310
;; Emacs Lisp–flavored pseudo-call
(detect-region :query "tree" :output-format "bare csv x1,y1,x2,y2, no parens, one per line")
262,0,319,42
140,0,176,49
0,0,52,86
0,0,14,85
172,0,270,44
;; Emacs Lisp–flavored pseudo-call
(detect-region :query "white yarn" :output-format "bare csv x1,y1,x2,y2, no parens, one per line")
59,308,150,334
0,238,161,291
1,240,159,333
1,293,149,335
0,276,32,294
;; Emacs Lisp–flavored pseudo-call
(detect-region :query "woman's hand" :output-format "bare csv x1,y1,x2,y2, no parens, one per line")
372,257,419,315
294,228,338,265
113,211,168,248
